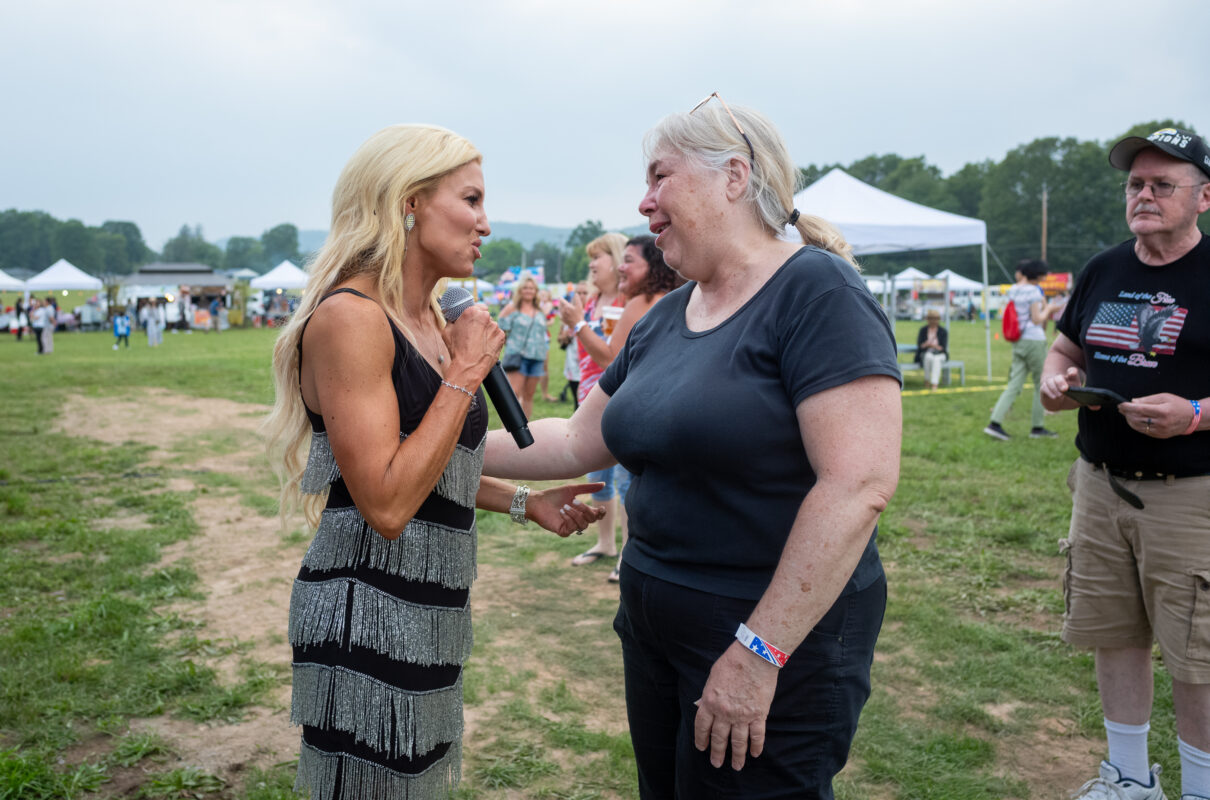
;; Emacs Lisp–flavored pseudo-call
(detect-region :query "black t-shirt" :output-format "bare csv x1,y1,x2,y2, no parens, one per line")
598,246,902,601
1058,234,1210,473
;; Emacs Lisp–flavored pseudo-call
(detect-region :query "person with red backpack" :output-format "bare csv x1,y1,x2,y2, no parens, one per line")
983,259,1063,440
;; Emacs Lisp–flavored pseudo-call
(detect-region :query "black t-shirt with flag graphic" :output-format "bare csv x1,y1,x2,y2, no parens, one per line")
1058,233,1210,473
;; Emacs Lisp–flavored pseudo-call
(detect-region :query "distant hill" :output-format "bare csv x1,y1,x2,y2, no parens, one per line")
301,223,651,253
220,222,651,262
296,224,585,253
298,229,327,254
490,221,650,249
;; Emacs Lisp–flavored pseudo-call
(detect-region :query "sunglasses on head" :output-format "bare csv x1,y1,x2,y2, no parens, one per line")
689,91,755,166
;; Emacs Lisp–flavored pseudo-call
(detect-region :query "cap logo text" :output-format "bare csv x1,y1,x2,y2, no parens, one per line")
1148,129,1192,150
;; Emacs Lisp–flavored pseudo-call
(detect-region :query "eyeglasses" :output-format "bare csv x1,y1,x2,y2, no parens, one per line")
689,91,755,167
1123,179,1209,198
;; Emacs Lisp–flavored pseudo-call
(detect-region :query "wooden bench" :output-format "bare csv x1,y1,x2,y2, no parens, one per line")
896,344,965,386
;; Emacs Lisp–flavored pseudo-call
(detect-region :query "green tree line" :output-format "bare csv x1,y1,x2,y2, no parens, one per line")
160,223,302,273
0,214,304,277
804,118,1205,280
0,211,155,276
3,120,1204,281
476,219,609,286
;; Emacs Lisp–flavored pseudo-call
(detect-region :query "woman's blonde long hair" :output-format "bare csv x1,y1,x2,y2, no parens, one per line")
643,103,857,269
505,276,541,312
262,123,481,528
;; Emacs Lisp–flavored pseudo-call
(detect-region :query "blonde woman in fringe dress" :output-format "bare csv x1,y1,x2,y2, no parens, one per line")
264,124,605,800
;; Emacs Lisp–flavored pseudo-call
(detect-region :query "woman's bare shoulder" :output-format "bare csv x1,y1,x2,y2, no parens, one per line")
303,290,394,362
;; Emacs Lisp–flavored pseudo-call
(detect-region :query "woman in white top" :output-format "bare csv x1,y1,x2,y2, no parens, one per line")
984,258,1063,440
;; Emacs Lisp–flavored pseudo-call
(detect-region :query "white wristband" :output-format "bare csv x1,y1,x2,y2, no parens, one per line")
573,320,586,335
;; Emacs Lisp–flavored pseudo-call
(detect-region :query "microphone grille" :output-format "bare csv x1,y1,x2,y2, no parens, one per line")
438,286,474,323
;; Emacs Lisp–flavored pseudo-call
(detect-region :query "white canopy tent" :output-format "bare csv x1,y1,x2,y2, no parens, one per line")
894,266,931,282
446,277,495,299
864,267,932,294
24,259,103,292
251,260,309,290
0,268,25,291
934,269,983,293
790,169,992,379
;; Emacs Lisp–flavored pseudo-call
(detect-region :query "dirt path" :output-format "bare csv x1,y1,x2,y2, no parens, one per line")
56,388,631,788
55,388,1104,798
57,389,303,777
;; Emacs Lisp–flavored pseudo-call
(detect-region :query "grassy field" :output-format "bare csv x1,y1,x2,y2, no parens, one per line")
0,320,1179,799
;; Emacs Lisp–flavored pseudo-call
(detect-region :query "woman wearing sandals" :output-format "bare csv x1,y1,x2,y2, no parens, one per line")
559,233,627,576
560,235,685,581
485,97,900,798
497,275,549,418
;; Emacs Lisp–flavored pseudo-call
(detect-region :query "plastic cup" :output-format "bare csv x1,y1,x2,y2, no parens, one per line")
601,305,623,337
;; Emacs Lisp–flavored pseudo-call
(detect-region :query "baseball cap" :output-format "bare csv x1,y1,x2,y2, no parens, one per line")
1108,127,1210,180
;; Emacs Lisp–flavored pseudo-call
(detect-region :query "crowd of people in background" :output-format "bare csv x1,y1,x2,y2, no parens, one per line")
7,296,60,354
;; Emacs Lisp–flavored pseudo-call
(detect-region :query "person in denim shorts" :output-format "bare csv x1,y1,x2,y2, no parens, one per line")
498,276,550,418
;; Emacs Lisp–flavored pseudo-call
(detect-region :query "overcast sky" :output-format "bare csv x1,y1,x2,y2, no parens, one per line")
2,0,1207,252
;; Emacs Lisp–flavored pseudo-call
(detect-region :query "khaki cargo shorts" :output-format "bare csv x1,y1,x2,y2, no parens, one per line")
1060,458,1210,683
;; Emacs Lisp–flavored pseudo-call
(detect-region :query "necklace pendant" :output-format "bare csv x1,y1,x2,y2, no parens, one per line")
438,354,444,364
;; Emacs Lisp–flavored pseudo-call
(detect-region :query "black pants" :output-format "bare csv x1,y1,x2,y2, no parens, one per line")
613,562,886,799
31,327,42,353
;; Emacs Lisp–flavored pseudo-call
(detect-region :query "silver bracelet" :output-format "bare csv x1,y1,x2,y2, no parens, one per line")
509,485,530,525
440,379,478,410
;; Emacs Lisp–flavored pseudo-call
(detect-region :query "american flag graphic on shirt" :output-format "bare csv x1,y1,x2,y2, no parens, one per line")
1086,301,1187,354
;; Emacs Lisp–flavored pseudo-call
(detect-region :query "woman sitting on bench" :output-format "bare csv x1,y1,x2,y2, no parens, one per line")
915,309,948,391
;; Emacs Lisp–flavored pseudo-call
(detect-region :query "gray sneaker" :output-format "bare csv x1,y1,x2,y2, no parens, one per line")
1071,761,1165,799
1030,427,1059,438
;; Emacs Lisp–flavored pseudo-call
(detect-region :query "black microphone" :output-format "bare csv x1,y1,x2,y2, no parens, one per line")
439,287,534,449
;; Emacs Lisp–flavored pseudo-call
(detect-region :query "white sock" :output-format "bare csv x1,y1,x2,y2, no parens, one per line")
1104,718,1151,785
1179,737,1210,798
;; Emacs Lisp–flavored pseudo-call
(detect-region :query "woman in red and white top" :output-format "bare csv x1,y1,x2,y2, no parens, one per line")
558,232,626,570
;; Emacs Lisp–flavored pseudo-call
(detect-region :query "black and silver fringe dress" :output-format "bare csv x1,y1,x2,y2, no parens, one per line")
289,288,487,800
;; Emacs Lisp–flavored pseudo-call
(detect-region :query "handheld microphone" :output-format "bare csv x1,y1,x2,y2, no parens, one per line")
438,287,534,449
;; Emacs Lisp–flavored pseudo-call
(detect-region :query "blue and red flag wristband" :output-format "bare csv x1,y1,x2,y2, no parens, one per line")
735,622,789,668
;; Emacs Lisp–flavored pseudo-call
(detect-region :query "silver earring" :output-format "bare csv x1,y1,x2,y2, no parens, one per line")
405,213,415,231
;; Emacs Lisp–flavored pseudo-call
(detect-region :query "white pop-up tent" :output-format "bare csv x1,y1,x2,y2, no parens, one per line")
251,260,309,290
894,266,930,282
0,268,25,291
790,169,992,379
24,259,104,292
446,277,495,299
934,269,983,293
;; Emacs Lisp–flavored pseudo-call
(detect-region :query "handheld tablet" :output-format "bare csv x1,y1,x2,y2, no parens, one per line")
1064,386,1128,407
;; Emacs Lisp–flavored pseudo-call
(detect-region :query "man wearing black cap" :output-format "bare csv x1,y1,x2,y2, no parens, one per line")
1041,127,1210,800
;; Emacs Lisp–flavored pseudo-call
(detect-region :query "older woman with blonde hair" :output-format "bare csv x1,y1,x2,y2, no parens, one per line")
263,123,602,800
485,96,902,798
